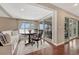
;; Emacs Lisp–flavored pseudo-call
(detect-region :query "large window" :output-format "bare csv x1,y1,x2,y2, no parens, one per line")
20,22,30,29
19,22,35,34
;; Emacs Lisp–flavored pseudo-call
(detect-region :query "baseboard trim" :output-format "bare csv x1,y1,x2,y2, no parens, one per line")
45,37,78,46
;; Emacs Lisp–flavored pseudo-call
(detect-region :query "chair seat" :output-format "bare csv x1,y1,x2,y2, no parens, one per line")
32,38,40,41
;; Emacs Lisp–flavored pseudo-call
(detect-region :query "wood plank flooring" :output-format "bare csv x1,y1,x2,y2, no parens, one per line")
27,39,79,55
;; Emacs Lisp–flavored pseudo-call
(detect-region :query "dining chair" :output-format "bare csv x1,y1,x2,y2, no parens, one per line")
31,30,43,48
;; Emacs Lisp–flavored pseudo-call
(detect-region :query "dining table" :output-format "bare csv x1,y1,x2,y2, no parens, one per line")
22,32,37,45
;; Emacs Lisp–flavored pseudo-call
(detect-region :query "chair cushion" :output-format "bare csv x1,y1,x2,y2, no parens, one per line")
32,38,40,41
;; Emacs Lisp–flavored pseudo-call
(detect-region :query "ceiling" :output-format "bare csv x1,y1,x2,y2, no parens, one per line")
53,3,79,17
0,3,53,20
1,3,79,20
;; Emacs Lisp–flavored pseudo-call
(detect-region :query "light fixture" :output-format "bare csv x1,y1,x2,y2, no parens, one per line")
74,3,78,6
20,8,24,11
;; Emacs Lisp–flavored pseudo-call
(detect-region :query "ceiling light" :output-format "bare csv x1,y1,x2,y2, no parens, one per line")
74,3,78,6
20,8,24,11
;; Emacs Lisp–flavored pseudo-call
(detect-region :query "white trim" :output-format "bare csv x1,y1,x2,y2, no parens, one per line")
47,38,76,46
53,38,76,46
52,42,58,46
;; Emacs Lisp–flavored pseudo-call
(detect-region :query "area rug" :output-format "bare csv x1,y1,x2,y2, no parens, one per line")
16,40,51,55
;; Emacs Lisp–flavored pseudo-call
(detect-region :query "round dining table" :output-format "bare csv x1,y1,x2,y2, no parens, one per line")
22,33,37,45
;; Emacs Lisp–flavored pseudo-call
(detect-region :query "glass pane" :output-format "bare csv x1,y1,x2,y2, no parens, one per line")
24,23,30,29
73,20,77,36
44,17,52,39
45,24,48,29
31,24,35,29
19,22,30,34
40,24,44,30
20,22,30,29
64,17,69,39
20,23,25,29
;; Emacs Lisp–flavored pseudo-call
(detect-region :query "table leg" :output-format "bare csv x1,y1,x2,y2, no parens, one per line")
28,34,31,43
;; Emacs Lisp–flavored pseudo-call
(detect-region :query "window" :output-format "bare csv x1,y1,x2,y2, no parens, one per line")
40,24,44,30
19,22,35,34
31,24,35,29
45,24,48,29
20,22,30,29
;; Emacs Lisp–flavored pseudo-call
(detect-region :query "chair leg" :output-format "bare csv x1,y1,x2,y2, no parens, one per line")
31,40,35,46
43,39,45,42
41,40,42,45
31,42,33,46
37,41,39,48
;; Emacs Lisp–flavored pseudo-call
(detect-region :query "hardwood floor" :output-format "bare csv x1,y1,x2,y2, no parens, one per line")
27,39,79,55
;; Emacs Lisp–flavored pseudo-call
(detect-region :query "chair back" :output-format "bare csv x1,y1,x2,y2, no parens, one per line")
38,30,43,38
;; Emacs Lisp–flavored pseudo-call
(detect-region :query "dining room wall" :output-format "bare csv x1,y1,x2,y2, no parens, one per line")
0,17,18,31
57,8,79,44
